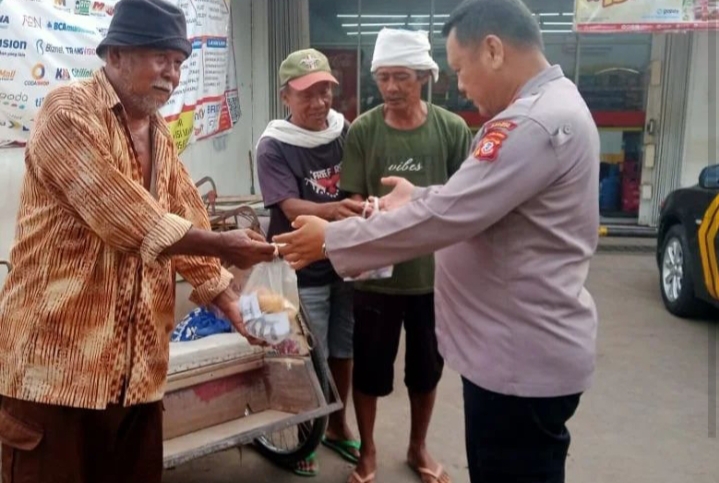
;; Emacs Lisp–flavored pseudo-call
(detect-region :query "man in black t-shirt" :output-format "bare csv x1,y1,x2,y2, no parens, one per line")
256,48,364,477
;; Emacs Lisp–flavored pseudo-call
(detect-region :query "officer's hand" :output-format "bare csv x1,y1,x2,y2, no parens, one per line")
379,177,415,211
273,216,328,271
333,198,365,220
211,288,266,346
219,229,275,269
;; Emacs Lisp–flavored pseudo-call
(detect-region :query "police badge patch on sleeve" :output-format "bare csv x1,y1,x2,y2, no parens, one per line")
473,120,517,162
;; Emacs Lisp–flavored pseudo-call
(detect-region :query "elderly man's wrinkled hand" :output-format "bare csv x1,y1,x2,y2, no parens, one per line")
220,229,275,269
333,198,365,220
273,216,329,271
211,288,267,346
379,176,415,211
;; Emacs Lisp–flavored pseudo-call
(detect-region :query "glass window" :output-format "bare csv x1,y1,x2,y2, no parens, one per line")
575,34,651,219
309,0,652,218
576,34,652,113
309,0,361,121
430,0,579,130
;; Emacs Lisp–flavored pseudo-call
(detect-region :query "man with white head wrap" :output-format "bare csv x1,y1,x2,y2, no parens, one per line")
336,28,472,483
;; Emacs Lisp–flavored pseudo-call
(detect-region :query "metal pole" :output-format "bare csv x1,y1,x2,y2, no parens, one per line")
356,0,362,117
573,32,582,86
428,0,435,104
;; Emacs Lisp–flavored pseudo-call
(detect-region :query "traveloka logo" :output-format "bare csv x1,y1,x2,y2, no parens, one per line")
25,63,50,86
0,92,29,109
46,21,95,35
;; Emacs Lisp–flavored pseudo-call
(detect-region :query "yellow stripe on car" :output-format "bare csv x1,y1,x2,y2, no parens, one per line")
698,194,719,300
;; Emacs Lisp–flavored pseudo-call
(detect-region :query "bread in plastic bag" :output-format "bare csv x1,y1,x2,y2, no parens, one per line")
241,258,310,355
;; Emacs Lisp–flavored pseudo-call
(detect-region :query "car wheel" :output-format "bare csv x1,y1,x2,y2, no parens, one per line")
660,224,709,318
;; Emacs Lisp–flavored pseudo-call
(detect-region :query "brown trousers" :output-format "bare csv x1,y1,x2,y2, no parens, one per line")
0,396,163,483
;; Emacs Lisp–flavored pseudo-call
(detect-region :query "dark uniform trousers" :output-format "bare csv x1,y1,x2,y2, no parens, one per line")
463,379,582,483
0,396,163,483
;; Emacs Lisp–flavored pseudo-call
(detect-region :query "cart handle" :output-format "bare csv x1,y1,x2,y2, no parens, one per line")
0,259,11,274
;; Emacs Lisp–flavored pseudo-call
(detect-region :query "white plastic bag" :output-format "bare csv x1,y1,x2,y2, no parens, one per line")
236,258,299,345
343,198,394,282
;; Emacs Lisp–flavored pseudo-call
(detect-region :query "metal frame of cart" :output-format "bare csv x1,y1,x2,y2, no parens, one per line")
166,178,342,470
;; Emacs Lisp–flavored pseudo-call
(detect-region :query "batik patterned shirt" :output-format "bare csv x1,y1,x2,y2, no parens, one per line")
0,69,231,409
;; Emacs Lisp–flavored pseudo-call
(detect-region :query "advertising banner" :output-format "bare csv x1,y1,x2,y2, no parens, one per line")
575,0,719,33
0,0,240,151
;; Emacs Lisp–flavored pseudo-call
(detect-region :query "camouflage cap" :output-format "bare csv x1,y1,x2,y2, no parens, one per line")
279,48,338,90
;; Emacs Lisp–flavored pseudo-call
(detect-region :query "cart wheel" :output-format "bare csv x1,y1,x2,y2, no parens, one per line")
252,306,330,467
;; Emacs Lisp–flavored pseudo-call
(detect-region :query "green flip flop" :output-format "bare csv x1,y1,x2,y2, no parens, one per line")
291,452,319,477
322,437,361,464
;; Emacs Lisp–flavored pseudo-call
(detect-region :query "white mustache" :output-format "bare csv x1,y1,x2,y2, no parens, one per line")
153,84,173,93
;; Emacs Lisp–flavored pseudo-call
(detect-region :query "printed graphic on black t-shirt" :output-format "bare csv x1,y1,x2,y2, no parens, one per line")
305,164,342,198
256,128,348,287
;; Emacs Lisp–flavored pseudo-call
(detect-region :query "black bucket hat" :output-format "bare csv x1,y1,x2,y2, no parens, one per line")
97,0,192,59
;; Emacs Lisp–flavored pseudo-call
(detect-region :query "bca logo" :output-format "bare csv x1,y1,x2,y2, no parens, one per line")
55,68,70,81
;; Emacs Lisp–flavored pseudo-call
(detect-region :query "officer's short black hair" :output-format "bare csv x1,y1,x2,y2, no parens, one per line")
442,0,543,50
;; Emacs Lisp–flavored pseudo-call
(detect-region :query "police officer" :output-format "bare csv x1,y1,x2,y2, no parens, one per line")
275,0,600,481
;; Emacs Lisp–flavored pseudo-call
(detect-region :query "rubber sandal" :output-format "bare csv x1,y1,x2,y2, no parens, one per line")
347,470,376,483
291,452,319,477
408,463,452,483
322,437,361,464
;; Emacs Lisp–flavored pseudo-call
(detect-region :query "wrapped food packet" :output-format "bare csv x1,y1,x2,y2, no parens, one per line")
239,258,309,354
238,289,297,345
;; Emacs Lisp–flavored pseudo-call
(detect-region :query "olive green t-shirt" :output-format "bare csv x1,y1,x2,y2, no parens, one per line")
339,103,473,295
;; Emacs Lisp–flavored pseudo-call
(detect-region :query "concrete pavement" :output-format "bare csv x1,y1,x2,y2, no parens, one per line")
164,251,718,483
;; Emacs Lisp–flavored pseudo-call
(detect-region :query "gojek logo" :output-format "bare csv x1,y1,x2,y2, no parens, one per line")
25,63,50,86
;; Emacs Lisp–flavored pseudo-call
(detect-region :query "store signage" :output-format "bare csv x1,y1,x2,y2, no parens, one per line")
575,0,719,32
0,0,241,150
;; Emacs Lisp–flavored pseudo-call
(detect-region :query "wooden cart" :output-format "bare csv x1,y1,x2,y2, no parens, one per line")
164,291,341,470
165,179,341,469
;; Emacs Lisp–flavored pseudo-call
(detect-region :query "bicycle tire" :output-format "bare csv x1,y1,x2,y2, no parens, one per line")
252,304,331,466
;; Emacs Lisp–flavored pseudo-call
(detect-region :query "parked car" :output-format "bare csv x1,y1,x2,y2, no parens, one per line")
657,164,719,317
